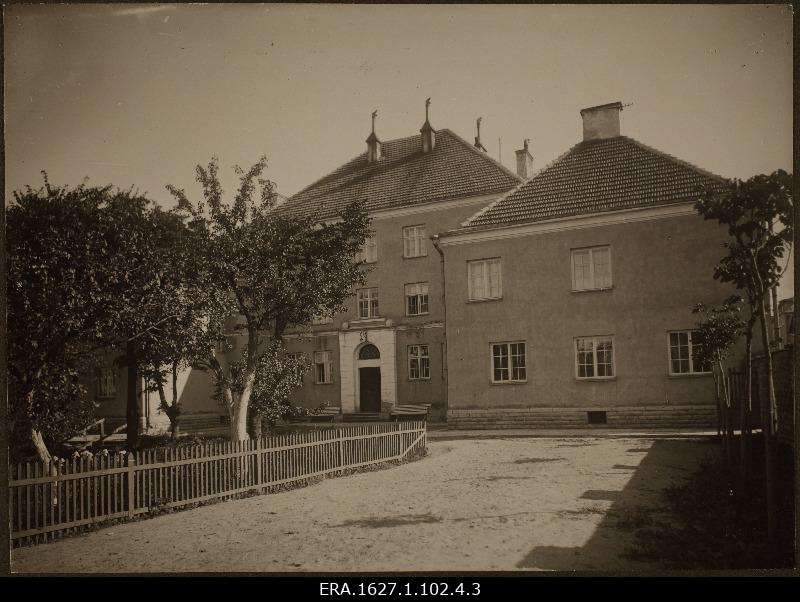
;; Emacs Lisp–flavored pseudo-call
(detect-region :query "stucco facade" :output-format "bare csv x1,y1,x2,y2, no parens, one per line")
86,350,224,435
281,194,506,418
438,205,741,427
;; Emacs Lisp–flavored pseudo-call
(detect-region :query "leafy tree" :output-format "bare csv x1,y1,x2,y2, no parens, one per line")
168,157,370,441
135,214,229,439
95,190,205,449
693,297,746,466
710,242,762,479
695,169,793,548
7,177,121,462
239,343,311,438
7,173,219,457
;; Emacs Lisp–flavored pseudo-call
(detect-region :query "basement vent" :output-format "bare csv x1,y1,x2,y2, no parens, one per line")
587,411,608,425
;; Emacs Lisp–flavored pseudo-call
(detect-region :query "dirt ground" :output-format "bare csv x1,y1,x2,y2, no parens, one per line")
10,435,717,573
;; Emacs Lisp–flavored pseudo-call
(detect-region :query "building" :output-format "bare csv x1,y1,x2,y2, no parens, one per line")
275,105,523,419
87,349,221,436
435,102,739,428
87,101,747,433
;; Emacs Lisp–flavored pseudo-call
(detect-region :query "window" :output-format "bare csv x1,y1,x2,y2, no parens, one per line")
358,236,378,264
408,345,430,380
468,258,502,301
668,330,710,375
96,368,117,398
359,344,380,360
491,342,527,383
571,246,612,291
405,282,430,316
575,336,615,379
402,225,427,258
314,351,333,384
286,353,306,380
357,288,379,318
311,314,333,325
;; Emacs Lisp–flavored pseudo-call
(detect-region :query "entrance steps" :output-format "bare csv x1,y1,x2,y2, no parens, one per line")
342,412,382,423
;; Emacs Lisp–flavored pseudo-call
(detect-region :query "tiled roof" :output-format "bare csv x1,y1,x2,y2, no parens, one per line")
462,136,729,229
277,129,522,220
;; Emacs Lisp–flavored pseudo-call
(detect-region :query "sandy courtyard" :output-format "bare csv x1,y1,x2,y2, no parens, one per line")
11,435,716,573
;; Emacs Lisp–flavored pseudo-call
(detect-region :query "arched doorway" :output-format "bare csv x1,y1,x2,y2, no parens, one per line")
357,344,381,413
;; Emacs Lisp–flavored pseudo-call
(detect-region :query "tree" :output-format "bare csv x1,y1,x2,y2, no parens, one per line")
242,343,311,439
7,177,121,462
137,300,228,440
135,213,229,439
692,298,746,466
95,190,207,449
7,173,217,457
709,243,762,479
168,157,371,441
695,169,793,548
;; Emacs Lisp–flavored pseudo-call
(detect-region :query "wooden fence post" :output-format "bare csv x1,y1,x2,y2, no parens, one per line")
256,436,263,491
127,453,135,518
338,430,344,475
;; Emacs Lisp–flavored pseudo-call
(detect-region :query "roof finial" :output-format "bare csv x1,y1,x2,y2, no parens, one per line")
420,98,436,152
474,117,487,152
523,138,529,151
366,109,381,162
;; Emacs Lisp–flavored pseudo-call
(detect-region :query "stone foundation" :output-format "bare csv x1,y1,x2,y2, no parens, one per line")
446,405,717,429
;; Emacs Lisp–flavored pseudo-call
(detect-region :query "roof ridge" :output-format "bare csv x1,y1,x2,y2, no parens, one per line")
441,129,525,184
462,140,581,227
620,136,731,185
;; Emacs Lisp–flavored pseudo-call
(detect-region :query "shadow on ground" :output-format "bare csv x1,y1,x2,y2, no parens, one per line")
516,438,709,570
332,513,443,529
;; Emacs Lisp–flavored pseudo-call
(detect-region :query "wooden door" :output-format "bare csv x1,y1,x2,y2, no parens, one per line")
359,367,381,413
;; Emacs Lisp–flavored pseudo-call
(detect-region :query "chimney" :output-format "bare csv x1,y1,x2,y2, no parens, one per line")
580,101,623,141
474,117,487,152
515,139,534,179
420,97,436,153
366,109,381,162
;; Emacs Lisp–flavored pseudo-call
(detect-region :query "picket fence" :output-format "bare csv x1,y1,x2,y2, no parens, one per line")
9,421,426,546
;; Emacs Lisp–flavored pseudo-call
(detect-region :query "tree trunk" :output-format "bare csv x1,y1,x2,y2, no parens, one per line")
31,428,52,465
231,370,256,441
740,329,753,481
713,372,722,437
757,305,778,549
771,284,780,348
170,361,180,439
758,308,778,436
229,328,260,441
717,359,732,465
126,340,140,450
168,415,180,440
249,407,262,440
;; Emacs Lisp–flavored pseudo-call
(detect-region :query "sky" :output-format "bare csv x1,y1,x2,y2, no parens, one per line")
3,3,794,296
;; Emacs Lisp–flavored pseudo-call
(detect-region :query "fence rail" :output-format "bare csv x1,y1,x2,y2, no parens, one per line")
9,421,426,545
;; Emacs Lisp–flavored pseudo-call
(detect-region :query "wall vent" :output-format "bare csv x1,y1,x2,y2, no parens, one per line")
587,411,608,425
